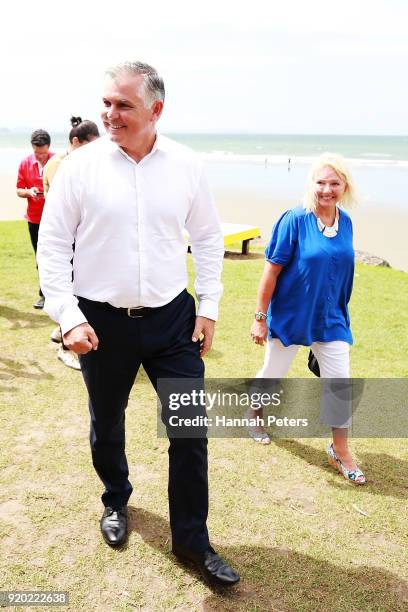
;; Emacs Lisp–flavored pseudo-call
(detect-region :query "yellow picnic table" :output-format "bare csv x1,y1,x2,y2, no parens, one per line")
186,223,261,255
220,223,261,254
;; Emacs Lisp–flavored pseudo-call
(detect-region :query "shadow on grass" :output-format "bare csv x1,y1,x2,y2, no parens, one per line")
224,251,264,260
0,385,17,392
127,506,408,610
273,439,408,499
0,304,49,329
205,349,223,361
357,451,408,498
0,357,53,389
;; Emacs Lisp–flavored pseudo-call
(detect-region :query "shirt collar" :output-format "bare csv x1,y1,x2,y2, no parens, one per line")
153,131,169,152
117,130,168,164
31,153,52,167
32,157,45,175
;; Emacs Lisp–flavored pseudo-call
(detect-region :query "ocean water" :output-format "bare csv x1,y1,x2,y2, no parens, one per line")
2,130,407,161
1,131,407,211
168,133,408,163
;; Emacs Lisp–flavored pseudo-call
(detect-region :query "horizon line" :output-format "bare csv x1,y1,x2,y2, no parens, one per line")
1,128,408,138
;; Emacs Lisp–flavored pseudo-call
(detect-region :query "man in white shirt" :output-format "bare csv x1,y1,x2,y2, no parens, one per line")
37,61,239,587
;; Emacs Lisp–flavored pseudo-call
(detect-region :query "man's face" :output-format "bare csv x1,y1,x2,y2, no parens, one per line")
32,145,49,165
101,73,162,151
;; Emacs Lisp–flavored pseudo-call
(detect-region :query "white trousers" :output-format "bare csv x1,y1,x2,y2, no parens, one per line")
257,339,350,379
256,339,351,428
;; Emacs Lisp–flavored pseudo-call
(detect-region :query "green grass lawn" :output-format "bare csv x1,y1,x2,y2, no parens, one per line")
1,221,408,611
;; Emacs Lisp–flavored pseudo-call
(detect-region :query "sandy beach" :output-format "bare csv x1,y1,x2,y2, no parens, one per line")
1,173,407,273
214,189,408,273
0,173,21,221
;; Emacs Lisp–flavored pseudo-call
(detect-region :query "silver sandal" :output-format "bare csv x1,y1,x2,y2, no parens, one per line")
327,443,366,485
246,410,271,445
248,429,271,445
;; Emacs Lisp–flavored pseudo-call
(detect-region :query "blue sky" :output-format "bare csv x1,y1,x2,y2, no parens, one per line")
3,0,408,134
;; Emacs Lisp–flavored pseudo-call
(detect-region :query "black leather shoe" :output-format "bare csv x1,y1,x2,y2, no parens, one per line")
100,507,128,547
172,543,240,586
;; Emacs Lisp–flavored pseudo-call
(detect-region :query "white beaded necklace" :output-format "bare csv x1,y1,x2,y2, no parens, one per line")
316,208,339,238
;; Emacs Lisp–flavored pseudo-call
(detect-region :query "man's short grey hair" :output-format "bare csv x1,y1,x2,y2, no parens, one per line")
106,61,165,106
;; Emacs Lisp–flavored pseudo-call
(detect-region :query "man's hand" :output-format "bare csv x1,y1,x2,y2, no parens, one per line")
192,316,215,357
27,187,40,198
63,322,99,355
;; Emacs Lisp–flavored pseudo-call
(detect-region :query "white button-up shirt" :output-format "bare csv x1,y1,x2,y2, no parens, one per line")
37,134,224,335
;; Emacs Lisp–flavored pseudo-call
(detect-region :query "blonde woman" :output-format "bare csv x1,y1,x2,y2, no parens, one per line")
249,153,365,485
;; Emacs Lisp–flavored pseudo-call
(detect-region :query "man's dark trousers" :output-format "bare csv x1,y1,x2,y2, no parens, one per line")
27,222,44,297
78,289,209,552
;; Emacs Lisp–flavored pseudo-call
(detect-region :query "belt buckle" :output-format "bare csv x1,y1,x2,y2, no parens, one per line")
127,306,144,318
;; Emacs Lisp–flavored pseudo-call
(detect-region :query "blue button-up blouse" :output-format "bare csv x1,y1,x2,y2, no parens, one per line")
265,205,354,346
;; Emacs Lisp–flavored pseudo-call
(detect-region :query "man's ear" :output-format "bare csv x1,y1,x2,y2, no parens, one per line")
151,100,164,122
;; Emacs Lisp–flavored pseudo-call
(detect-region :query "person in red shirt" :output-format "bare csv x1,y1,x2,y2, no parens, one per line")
17,129,54,309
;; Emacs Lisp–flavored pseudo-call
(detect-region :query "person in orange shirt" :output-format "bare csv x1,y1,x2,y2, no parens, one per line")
17,129,54,309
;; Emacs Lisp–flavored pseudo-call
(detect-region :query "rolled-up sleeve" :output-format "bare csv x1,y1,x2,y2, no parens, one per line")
185,166,224,321
16,161,27,189
37,159,87,335
265,209,298,266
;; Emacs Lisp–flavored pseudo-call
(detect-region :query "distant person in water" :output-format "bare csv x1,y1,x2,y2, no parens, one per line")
16,129,54,309
43,116,100,371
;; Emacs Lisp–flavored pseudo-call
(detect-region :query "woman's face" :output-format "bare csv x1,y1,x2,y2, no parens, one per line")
314,166,347,210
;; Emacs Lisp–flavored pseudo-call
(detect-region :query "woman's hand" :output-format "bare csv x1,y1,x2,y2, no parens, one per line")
251,261,283,347
251,319,268,345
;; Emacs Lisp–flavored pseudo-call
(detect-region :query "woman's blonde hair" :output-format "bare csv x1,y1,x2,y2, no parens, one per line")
303,153,359,212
